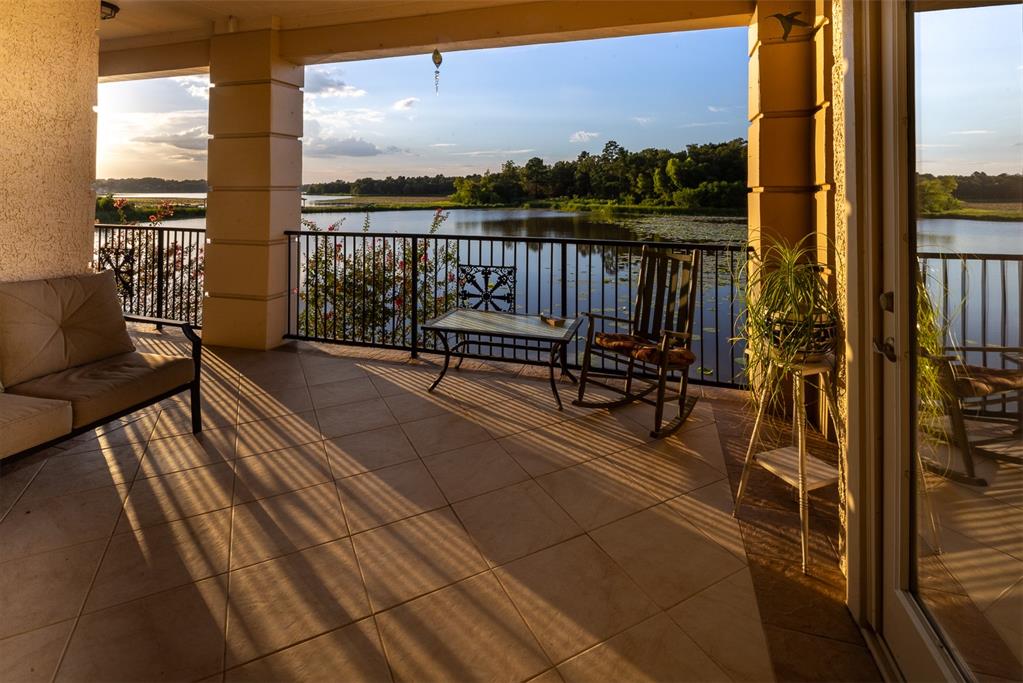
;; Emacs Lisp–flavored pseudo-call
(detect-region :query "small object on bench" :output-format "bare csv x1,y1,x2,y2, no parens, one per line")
0,270,202,460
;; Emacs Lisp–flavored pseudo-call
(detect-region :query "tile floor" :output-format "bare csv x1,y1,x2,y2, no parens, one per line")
1,330,817,682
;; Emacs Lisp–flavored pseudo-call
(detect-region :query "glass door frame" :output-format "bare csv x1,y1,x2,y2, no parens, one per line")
875,1,1001,679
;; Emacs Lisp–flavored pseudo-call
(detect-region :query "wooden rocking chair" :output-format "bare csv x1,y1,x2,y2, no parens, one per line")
574,247,701,438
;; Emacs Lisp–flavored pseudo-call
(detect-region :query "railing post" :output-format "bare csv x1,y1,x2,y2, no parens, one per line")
155,227,165,331
560,242,568,368
410,237,419,358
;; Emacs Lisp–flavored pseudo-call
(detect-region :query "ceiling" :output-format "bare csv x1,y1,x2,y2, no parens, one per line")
98,0,525,49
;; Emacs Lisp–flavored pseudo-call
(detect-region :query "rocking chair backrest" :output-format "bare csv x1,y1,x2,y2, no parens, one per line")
631,247,701,343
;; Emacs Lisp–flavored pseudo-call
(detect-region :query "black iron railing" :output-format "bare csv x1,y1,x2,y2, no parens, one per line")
93,224,205,326
918,251,1022,418
285,230,750,387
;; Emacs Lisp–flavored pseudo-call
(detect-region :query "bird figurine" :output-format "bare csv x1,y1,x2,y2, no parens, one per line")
769,11,810,41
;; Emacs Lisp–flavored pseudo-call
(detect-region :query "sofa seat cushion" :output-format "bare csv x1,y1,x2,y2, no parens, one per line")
0,270,135,388
0,394,72,459
7,352,193,429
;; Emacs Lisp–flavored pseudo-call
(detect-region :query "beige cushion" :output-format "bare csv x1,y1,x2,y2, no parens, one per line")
0,393,72,459
7,352,193,429
0,270,135,387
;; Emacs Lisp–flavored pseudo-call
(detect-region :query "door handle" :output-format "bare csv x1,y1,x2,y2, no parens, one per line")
873,336,897,362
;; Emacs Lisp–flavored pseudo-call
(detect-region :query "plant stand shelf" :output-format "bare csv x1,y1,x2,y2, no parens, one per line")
733,355,843,574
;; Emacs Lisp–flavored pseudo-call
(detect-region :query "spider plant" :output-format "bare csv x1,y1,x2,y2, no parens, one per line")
737,234,839,415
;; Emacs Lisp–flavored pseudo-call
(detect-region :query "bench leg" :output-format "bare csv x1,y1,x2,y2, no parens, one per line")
191,381,203,434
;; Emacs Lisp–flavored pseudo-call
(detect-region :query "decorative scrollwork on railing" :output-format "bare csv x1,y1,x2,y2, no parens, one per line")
457,264,516,312
98,246,135,300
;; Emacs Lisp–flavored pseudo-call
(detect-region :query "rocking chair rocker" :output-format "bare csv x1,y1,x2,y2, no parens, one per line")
573,247,701,438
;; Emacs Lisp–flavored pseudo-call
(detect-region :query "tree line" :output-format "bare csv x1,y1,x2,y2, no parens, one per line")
94,177,208,193
916,173,1023,213
305,175,456,196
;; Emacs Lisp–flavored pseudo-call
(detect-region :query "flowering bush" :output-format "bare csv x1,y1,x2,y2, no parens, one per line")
297,210,458,344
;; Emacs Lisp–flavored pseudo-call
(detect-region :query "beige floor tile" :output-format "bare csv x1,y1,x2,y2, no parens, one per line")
377,572,551,682
368,366,440,397
473,398,571,439
0,540,106,639
354,508,487,611
606,440,724,502
22,445,142,501
453,479,582,566
668,480,747,560
140,428,237,477
984,577,1023,664
233,442,331,504
237,364,307,395
153,389,239,438
336,460,447,533
495,536,658,663
118,462,234,532
300,355,369,387
0,485,127,560
86,510,231,613
536,457,660,531
236,385,313,424
930,478,1023,561
59,421,153,455
0,619,74,683
499,412,650,477
528,668,566,683
384,390,461,423
668,568,775,681
0,454,49,519
225,618,389,683
401,412,493,457
325,425,419,478
424,440,529,502
308,376,381,410
59,576,228,682
235,411,322,457
644,422,729,475
230,482,348,570
316,399,398,440
557,613,730,682
590,502,745,610
226,539,370,667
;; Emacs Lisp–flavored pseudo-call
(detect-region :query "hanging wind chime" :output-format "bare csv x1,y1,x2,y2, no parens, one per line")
432,49,443,94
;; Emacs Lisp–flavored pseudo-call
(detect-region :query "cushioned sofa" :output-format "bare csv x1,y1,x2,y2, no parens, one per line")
0,270,201,459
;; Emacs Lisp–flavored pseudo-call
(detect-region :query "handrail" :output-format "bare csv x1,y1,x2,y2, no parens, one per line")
283,229,750,251
917,251,1023,262
95,222,207,234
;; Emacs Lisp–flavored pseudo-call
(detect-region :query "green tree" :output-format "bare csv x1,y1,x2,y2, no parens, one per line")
916,176,962,213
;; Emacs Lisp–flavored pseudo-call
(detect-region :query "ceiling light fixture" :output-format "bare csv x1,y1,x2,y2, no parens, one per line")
100,1,120,20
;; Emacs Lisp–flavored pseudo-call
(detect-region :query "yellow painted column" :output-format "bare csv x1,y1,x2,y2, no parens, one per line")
202,28,303,349
748,0,817,251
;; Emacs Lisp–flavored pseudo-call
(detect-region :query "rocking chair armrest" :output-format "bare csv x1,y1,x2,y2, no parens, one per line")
659,330,691,344
583,312,633,327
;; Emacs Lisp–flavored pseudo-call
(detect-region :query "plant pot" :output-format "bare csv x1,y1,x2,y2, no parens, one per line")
768,315,837,360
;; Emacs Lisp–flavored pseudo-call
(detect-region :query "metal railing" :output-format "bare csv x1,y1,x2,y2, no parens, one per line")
918,251,1022,418
93,224,205,326
285,230,750,387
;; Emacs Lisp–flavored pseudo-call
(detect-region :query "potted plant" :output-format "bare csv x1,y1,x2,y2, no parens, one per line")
738,235,839,413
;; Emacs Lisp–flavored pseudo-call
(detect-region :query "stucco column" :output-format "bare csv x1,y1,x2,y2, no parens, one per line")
748,0,817,251
202,28,303,349
0,1,97,280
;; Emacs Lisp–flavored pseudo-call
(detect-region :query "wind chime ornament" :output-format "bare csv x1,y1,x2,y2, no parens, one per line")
432,49,443,94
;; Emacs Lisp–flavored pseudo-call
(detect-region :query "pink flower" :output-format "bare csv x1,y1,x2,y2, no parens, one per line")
448,272,455,282
149,215,158,222
394,296,404,307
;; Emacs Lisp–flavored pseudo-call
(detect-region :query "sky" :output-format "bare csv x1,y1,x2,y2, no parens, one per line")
95,4,1023,183
914,3,1023,175
96,28,749,182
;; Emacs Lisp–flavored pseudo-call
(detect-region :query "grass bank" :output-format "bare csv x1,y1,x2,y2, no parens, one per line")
921,201,1022,221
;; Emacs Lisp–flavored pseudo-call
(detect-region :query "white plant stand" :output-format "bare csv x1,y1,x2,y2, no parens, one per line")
733,355,841,573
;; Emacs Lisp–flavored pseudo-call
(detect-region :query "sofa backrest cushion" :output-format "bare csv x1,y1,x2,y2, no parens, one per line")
0,270,135,387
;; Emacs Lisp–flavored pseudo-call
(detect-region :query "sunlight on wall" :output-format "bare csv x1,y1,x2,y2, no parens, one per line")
0,1,98,280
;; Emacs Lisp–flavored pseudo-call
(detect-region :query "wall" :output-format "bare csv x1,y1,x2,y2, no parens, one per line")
0,1,98,281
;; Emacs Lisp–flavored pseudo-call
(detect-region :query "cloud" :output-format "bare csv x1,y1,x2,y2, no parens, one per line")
631,116,653,126
569,130,600,143
948,129,994,135
707,105,732,113
429,143,458,148
917,143,962,149
134,126,209,151
173,76,210,100
304,70,367,98
678,121,727,128
304,136,404,158
393,97,420,110
450,148,534,157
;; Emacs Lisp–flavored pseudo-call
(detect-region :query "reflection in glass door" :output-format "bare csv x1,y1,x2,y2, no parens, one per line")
910,3,1023,678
